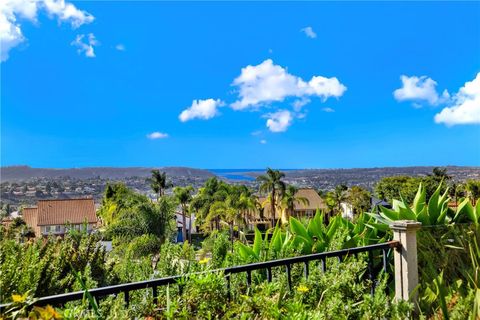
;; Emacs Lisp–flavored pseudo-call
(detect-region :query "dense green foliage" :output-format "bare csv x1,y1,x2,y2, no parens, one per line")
0,231,111,302
2,171,480,319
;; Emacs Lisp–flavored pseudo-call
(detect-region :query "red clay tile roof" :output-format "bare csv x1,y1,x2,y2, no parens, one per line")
23,207,38,227
36,198,97,226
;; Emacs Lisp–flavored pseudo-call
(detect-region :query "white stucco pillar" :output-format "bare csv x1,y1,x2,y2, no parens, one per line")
390,220,422,303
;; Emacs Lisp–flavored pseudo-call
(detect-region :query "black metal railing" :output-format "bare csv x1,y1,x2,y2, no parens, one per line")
0,240,400,311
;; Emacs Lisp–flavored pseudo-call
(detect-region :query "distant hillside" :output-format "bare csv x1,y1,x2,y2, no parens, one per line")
0,166,215,181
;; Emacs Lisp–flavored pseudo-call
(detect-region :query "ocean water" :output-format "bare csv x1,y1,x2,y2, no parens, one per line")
209,169,293,181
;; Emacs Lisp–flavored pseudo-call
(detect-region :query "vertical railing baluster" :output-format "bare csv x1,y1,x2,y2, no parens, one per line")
382,248,388,273
286,264,292,291
227,274,231,301
247,270,252,287
152,285,158,304
304,261,309,279
321,257,326,272
267,267,272,282
382,248,390,296
368,250,375,295
124,290,129,307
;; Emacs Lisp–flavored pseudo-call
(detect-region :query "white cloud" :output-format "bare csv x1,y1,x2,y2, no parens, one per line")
115,44,125,51
393,75,449,106
265,110,293,133
179,99,224,122
0,0,94,62
147,132,169,139
71,33,98,58
42,0,94,28
301,26,317,39
251,130,262,136
322,107,335,113
434,73,480,126
231,59,346,110
260,139,267,144
292,98,310,111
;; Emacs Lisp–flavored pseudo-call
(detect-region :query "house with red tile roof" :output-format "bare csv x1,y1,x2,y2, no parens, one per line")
22,198,97,237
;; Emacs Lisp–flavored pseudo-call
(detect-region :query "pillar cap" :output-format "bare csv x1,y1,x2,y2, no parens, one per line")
390,220,422,231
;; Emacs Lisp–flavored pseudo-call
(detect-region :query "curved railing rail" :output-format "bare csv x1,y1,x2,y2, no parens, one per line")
0,240,400,310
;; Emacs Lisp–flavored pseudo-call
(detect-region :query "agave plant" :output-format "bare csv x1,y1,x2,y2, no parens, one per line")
370,182,480,227
236,209,388,260
454,198,480,225
370,183,452,226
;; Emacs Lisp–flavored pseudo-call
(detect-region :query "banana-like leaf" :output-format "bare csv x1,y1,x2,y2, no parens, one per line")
326,216,339,240
253,227,263,257
269,224,283,253
290,216,310,240
237,242,257,260
307,210,323,238
291,234,313,254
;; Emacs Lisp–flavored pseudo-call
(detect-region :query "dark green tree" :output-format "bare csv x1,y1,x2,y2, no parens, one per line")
257,168,286,227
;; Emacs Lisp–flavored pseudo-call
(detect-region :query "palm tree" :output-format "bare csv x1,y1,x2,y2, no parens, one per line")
257,168,286,228
173,186,193,242
149,170,173,200
331,184,348,214
280,185,310,223
465,180,480,206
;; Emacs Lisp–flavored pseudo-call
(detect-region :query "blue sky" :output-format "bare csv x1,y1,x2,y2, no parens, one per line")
1,1,479,169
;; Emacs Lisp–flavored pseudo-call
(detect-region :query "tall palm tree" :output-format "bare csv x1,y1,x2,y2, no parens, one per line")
173,186,194,242
331,184,348,214
257,168,286,227
280,185,309,222
149,170,173,200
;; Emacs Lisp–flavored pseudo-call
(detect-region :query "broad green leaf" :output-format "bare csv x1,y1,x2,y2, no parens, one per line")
454,198,476,223
416,207,431,225
307,210,323,237
326,216,339,240
290,216,310,240
413,183,426,214
237,242,256,260
476,201,480,224
436,206,448,225
427,183,442,223
365,222,389,232
398,195,417,220
253,227,262,257
379,206,399,222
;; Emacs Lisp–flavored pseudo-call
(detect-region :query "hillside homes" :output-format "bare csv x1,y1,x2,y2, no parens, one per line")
22,198,98,237
249,188,327,228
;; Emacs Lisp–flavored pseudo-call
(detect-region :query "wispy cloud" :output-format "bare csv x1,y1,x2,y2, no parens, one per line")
0,0,94,62
147,132,169,139
71,33,98,58
301,26,317,39
322,107,335,113
115,44,125,51
260,139,267,144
